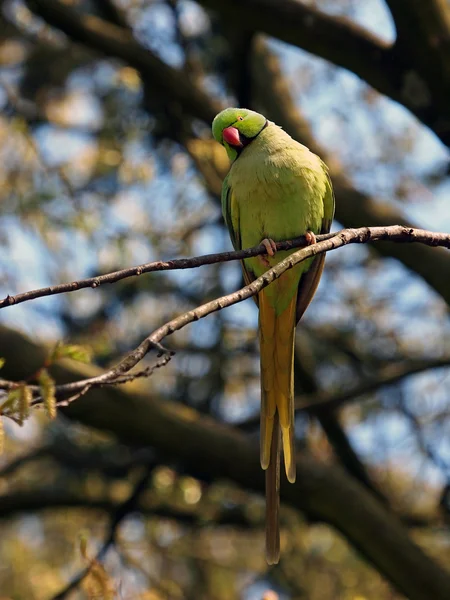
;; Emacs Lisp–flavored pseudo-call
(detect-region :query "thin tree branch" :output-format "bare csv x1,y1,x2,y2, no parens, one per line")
0,446,50,477
0,350,173,416
1,226,449,405
2,226,450,310
292,350,386,500
239,357,450,430
0,233,334,309
0,488,261,529
303,358,450,416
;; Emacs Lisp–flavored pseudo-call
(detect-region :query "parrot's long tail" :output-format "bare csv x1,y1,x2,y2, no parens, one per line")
265,411,280,564
259,292,297,565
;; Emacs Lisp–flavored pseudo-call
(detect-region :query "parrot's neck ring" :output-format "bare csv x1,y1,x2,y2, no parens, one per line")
234,119,269,158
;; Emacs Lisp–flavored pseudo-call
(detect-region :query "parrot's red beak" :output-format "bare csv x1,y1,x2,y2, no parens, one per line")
222,126,242,147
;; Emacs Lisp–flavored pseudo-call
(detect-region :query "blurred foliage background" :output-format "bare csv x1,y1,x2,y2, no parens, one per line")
0,0,450,598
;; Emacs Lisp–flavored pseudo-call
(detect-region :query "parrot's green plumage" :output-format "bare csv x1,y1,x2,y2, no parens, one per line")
212,108,334,564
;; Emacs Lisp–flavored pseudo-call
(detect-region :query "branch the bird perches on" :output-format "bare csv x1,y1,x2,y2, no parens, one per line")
1,225,449,309
1,225,449,409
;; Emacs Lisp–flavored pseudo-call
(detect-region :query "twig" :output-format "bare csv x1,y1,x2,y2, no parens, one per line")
2,226,450,310
239,357,450,429
36,353,173,408
1,226,449,408
0,345,173,418
0,487,261,530
0,233,335,309
51,469,152,600
94,225,450,382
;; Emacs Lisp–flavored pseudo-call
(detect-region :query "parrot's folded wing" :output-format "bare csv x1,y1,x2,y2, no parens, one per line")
296,170,335,323
221,176,259,305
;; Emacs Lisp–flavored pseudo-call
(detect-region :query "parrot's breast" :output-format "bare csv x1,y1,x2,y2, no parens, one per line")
228,125,327,303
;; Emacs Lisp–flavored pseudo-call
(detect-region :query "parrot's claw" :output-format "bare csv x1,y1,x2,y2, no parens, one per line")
261,237,277,256
305,231,316,245
259,238,277,267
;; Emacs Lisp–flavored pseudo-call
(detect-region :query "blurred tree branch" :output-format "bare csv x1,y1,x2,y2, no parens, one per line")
240,357,450,428
198,0,450,146
292,354,386,502
200,0,394,101
385,0,450,114
51,469,153,600
1,325,450,600
24,0,220,123
0,487,260,530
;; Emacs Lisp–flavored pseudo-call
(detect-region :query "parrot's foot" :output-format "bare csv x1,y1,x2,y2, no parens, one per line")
305,231,317,245
259,238,277,267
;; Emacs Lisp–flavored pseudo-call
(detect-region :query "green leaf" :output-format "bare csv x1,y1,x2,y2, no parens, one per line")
52,343,92,364
18,384,32,422
1,388,21,413
38,369,56,420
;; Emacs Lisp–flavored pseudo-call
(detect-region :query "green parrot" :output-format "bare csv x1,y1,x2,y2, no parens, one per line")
212,108,335,564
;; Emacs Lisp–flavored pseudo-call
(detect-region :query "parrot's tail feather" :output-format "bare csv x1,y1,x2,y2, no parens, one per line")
260,412,274,471
265,412,280,565
281,425,296,484
259,292,297,482
260,292,277,471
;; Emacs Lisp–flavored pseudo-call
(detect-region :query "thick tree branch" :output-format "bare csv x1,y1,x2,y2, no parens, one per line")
201,0,394,92
2,324,450,599
24,0,220,123
2,331,450,599
385,0,450,139
25,0,450,145
199,0,450,146
386,0,450,75
387,0,450,37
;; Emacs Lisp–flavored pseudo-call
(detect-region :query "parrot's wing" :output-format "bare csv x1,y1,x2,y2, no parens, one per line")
222,175,259,304
295,169,335,323
322,171,335,233
221,173,241,251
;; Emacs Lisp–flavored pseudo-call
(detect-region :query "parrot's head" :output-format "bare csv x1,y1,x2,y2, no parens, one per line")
212,108,267,162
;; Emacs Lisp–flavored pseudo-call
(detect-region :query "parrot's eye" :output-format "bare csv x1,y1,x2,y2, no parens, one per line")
237,116,244,121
